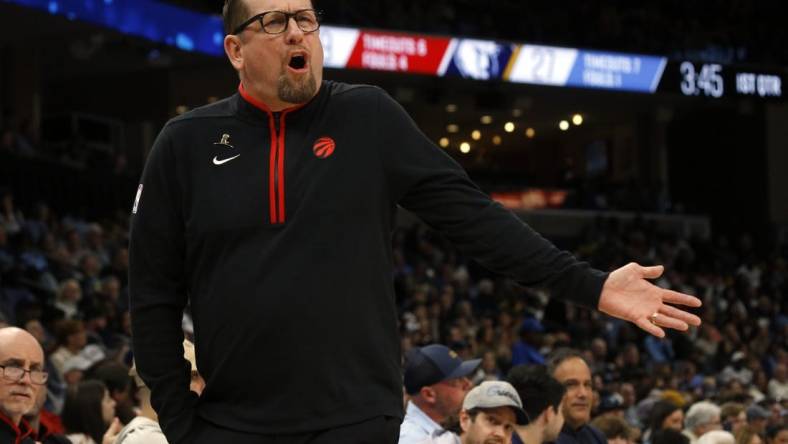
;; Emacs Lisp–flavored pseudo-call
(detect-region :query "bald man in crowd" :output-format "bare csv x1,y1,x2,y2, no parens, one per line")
0,327,47,444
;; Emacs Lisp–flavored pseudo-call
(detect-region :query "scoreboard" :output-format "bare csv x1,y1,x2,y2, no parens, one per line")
6,0,786,101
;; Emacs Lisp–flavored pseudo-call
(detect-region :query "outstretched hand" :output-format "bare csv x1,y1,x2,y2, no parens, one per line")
598,263,702,337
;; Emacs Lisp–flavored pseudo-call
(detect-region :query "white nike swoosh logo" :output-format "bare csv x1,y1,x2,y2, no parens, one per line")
213,154,240,165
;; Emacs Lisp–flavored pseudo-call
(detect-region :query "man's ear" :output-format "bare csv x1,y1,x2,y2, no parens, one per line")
459,409,471,433
420,386,437,404
540,406,554,425
224,34,244,71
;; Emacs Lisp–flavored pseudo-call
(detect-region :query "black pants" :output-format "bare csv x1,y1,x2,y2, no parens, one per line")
183,415,401,444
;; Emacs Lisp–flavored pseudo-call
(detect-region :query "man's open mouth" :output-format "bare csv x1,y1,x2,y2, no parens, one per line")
288,54,307,71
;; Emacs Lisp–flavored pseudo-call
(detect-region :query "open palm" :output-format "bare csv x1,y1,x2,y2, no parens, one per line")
598,262,702,337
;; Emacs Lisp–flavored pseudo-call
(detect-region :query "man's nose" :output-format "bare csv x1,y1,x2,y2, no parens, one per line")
17,370,33,385
284,17,305,43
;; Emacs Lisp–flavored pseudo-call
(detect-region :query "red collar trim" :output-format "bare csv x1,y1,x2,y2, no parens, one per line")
237,82,308,115
0,411,33,440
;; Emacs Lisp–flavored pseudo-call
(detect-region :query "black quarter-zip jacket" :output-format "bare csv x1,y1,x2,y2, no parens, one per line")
129,80,608,441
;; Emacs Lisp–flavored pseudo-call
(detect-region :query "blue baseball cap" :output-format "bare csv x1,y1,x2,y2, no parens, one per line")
404,344,481,395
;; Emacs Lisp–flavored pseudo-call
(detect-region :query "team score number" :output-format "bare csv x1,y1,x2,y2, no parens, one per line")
680,62,724,98
529,47,557,82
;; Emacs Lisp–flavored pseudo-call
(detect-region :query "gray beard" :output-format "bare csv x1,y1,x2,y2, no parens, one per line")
277,70,317,104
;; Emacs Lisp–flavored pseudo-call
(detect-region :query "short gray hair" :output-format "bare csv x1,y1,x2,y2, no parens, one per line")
685,401,721,432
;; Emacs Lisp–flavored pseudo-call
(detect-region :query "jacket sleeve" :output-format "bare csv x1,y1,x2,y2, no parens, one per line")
128,125,197,443
375,90,608,309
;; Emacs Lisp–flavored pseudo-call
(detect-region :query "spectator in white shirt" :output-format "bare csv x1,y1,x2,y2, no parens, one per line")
399,344,480,444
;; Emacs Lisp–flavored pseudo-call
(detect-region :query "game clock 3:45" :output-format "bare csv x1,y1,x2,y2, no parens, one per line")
680,61,724,98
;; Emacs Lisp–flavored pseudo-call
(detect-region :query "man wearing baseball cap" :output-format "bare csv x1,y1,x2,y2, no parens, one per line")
399,344,481,444
459,381,530,444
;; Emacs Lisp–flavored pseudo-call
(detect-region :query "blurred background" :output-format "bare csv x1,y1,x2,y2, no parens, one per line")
0,1,786,442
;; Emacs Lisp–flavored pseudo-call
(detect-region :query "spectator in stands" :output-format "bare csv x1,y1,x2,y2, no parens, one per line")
46,240,78,284
399,344,480,443
735,425,764,444
63,228,87,268
684,401,723,443
88,361,136,425
746,404,771,435
54,279,82,319
595,392,627,420
765,425,788,444
618,344,644,383
84,223,109,267
511,317,545,366
642,400,684,443
644,333,675,365
768,363,788,401
761,399,786,430
590,415,637,443
547,349,607,444
722,352,753,386
473,349,503,383
50,319,87,377
506,364,566,444
588,338,610,379
81,303,111,350
0,327,46,443
61,379,120,444
96,276,122,313
721,402,747,435
78,253,103,298
23,202,52,245
618,382,640,428
458,381,530,444
106,247,129,289
116,339,203,444
60,344,105,387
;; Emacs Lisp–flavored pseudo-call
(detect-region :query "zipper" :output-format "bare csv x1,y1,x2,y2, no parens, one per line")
277,111,289,224
267,113,279,224
269,111,290,224
236,83,302,226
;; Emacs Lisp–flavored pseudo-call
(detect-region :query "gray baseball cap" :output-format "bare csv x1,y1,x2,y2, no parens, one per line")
463,381,530,425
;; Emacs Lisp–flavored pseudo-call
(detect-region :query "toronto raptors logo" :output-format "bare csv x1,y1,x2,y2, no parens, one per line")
313,137,336,159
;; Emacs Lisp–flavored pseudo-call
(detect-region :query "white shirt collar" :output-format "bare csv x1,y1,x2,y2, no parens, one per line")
409,401,445,436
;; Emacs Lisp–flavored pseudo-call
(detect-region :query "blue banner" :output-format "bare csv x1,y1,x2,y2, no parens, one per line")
565,50,667,93
3,0,225,56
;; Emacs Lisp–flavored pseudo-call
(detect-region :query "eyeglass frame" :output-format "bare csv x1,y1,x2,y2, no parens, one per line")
0,364,49,385
232,9,323,35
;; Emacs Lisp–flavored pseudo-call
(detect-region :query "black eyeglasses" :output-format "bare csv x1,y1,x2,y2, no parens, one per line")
0,364,49,385
233,9,322,35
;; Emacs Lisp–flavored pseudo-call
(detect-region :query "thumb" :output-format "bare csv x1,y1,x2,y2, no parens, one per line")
640,265,664,279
